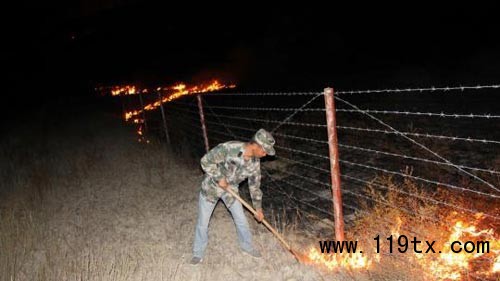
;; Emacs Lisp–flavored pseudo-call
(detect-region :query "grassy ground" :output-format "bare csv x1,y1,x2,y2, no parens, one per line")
0,110,335,281
1,107,497,281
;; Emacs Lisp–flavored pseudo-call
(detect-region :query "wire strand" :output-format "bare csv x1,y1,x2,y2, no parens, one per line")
335,96,499,193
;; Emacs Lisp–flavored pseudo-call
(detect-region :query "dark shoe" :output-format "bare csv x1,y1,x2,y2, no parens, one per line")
242,248,262,258
190,256,203,265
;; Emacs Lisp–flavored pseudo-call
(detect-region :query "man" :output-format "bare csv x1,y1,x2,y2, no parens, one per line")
190,128,276,265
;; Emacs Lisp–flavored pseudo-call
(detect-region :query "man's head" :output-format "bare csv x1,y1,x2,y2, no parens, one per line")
250,128,275,158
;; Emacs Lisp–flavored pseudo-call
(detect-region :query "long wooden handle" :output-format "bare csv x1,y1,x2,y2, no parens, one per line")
225,188,292,251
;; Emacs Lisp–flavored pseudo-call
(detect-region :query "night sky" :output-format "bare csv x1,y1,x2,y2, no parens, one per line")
2,2,500,115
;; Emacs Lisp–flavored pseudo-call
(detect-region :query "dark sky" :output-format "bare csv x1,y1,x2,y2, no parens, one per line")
2,2,500,108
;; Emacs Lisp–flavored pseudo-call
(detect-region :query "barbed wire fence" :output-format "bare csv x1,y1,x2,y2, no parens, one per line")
118,85,500,246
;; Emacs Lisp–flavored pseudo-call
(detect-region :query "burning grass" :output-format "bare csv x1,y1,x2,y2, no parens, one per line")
117,80,235,122
300,175,499,280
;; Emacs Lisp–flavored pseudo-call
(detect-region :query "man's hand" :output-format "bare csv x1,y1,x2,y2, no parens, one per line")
254,209,264,222
218,178,229,190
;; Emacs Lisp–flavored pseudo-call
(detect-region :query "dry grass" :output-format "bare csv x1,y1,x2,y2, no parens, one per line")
1,109,497,281
347,175,499,281
0,111,331,281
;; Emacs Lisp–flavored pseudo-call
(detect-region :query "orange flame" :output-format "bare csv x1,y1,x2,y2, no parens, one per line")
122,80,234,121
306,248,372,271
111,85,136,96
414,215,499,280
113,80,235,142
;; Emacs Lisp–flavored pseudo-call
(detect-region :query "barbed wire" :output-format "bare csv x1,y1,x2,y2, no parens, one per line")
201,104,498,247
335,96,499,192
273,155,499,219
166,104,200,115
202,107,500,145
271,93,323,133
204,120,329,145
337,125,500,145
203,119,259,133
191,94,500,237
184,148,328,231
170,100,201,108
274,144,330,161
167,116,204,136
340,159,500,198
274,133,328,145
336,109,500,119
207,134,232,144
271,155,330,174
204,112,500,207
265,184,333,222
206,124,252,141
205,117,335,223
204,100,253,142
336,85,500,95
176,126,203,138
195,131,330,192
262,167,376,237
263,171,333,217
168,115,199,129
341,174,499,220
264,166,331,188
167,109,202,123
166,116,205,137
275,157,499,218
338,143,500,175
207,126,328,167
263,168,332,207
198,105,325,112
200,91,322,96
203,111,327,128
204,105,336,224
179,111,498,183
176,98,500,196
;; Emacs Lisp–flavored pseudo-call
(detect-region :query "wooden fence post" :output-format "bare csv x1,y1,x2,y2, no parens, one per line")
196,95,210,153
138,91,148,133
157,91,171,145
323,87,345,241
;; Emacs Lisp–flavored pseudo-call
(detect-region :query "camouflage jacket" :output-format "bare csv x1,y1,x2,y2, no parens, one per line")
200,141,263,210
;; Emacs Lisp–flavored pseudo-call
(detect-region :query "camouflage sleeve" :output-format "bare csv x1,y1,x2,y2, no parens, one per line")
200,144,227,181
248,162,263,210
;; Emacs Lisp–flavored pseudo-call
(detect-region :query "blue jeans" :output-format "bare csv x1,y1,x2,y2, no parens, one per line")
192,192,254,258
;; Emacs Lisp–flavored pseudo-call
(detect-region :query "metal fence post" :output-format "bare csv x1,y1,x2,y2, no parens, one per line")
138,91,148,133
323,87,345,241
196,94,210,153
157,91,171,145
